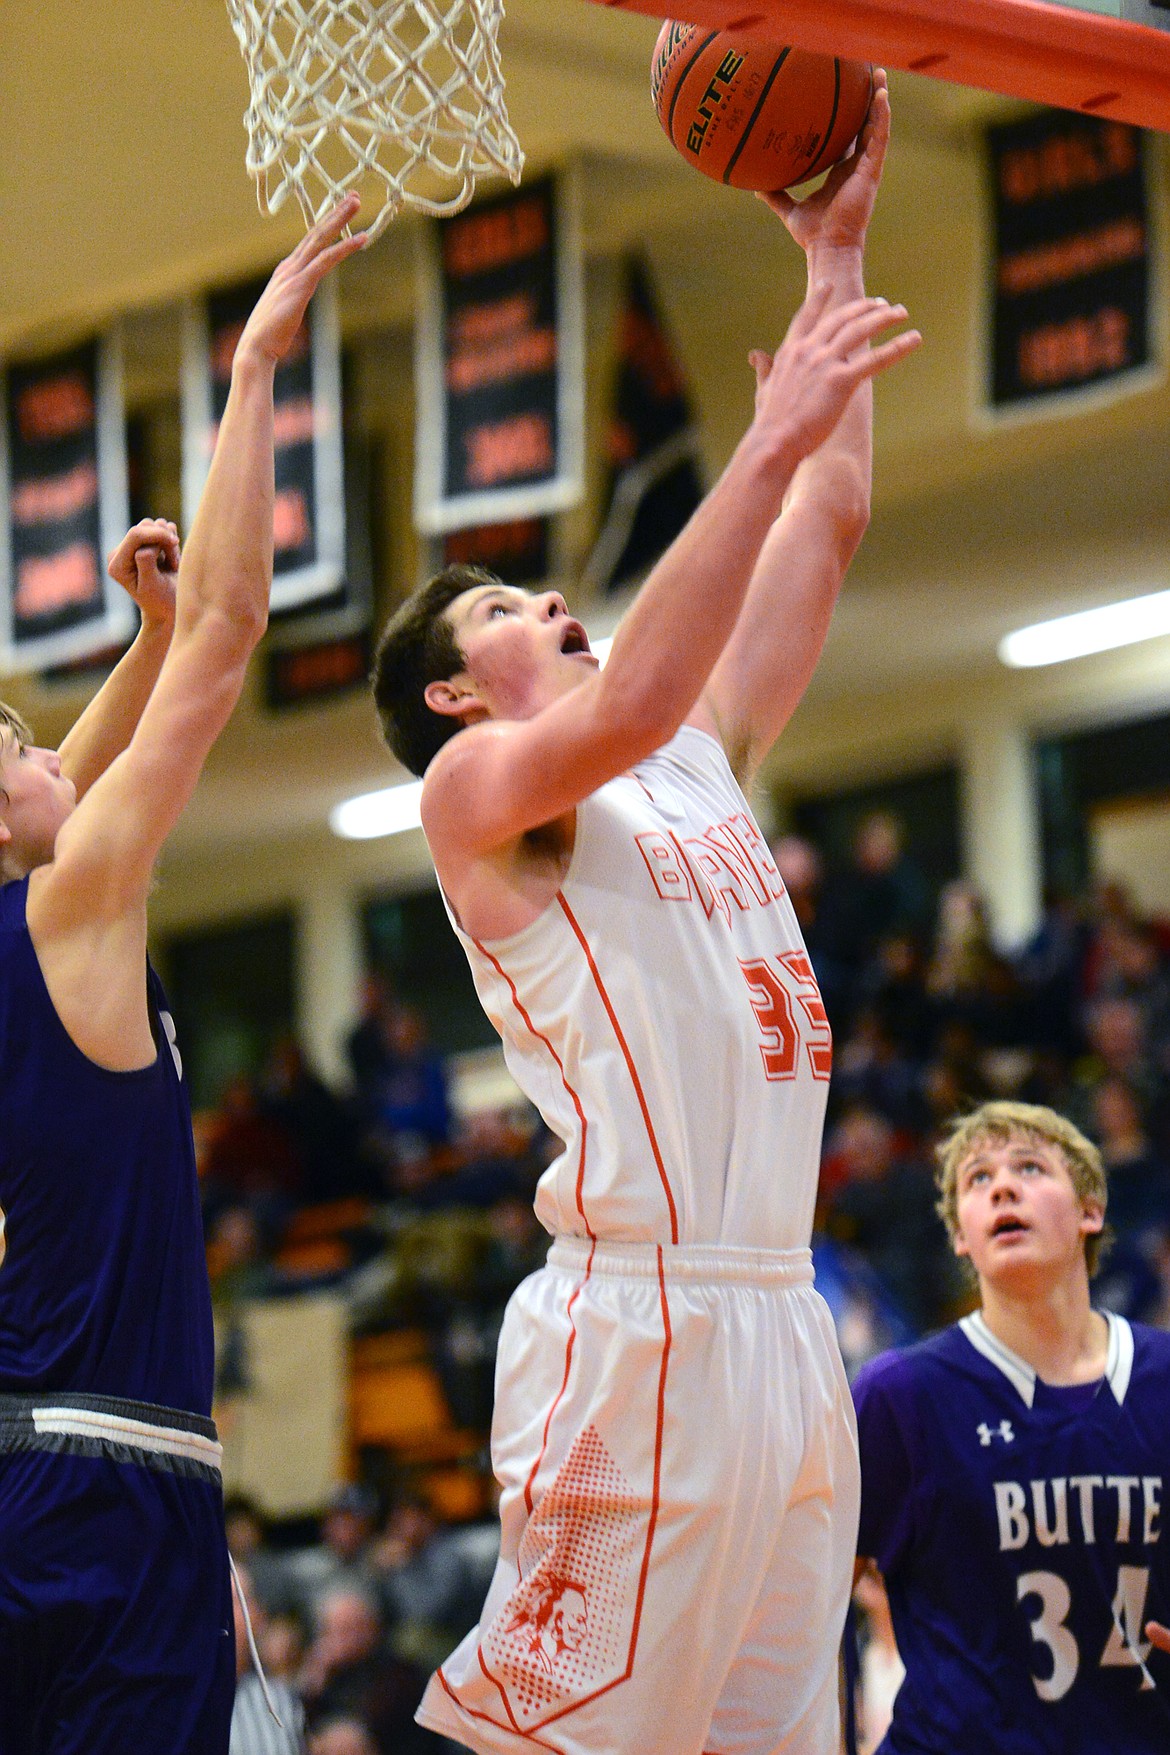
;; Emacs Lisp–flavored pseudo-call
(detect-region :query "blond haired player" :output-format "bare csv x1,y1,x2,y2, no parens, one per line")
852,1100,1170,1752
373,75,918,1755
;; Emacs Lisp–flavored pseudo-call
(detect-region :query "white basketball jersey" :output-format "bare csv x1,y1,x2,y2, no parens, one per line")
441,726,832,1250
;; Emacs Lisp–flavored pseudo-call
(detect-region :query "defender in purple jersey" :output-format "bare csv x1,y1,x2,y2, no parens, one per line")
853,1099,1170,1754
0,202,365,1755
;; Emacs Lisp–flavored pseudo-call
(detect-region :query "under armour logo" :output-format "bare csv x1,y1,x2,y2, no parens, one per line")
977,1419,1015,1446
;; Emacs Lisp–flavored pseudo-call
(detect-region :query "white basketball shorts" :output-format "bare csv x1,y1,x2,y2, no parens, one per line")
416,1238,859,1755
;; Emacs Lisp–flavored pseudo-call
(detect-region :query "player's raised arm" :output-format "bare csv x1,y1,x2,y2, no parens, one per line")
39,198,366,914
419,273,917,866
55,519,180,800
699,72,909,785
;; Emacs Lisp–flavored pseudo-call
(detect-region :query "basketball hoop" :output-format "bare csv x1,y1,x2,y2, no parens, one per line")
225,0,525,242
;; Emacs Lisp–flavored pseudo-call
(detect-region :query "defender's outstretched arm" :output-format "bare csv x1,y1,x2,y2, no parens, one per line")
40,198,367,920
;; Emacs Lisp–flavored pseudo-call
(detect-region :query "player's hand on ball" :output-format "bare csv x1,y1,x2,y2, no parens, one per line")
761,68,890,255
1147,1620,1170,1654
235,195,368,370
106,518,180,628
750,278,920,458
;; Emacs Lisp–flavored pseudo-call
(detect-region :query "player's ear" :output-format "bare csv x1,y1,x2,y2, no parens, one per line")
1079,1197,1105,1239
424,676,484,721
951,1225,970,1260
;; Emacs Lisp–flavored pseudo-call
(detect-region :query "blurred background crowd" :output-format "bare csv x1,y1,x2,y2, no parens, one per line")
205,809,1170,1755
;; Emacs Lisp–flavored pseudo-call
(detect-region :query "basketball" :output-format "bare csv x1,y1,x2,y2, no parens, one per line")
651,22,873,193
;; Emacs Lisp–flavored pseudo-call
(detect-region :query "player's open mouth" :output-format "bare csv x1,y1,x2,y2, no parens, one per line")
991,1215,1028,1237
560,622,591,656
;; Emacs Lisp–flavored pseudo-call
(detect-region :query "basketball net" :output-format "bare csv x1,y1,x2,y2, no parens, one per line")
225,0,525,241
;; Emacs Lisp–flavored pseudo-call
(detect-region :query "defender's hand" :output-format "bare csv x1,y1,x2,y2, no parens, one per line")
1147,1620,1170,1654
234,194,368,370
760,69,890,256
106,518,180,628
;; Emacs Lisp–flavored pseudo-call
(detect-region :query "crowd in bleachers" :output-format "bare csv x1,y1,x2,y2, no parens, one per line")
200,810,1170,1752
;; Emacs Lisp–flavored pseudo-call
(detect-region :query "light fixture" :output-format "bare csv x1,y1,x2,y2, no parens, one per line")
330,780,423,840
998,589,1170,669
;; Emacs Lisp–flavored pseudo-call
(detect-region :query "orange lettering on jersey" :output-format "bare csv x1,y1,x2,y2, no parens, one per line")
739,958,800,1080
640,810,785,926
667,831,718,921
778,950,833,1081
636,832,693,901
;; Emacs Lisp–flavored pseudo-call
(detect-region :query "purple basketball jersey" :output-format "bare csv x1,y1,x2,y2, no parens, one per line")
854,1314,1170,1752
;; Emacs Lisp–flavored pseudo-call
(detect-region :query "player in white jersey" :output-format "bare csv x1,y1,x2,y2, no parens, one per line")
373,74,919,1755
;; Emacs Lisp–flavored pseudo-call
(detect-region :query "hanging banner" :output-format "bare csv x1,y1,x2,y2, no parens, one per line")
439,515,550,584
985,113,1155,414
183,275,345,614
0,336,134,671
263,430,376,710
414,171,584,534
582,257,704,596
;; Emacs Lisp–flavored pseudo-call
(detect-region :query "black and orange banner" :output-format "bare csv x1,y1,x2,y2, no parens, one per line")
583,257,703,596
1,338,134,670
987,113,1152,411
182,276,345,614
415,172,584,534
262,429,376,711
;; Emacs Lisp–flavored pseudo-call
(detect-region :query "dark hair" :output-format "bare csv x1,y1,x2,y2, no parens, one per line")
371,565,502,777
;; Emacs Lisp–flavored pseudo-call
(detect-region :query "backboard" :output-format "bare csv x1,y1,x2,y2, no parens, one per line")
582,0,1170,133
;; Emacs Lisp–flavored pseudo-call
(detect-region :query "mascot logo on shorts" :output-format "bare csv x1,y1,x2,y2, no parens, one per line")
504,1572,590,1676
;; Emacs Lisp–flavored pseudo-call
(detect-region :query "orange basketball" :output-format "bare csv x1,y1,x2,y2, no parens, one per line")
651,21,873,193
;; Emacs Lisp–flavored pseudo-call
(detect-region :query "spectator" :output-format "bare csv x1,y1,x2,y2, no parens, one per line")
284,1485,382,1632
853,1565,904,1755
926,880,1022,1047
815,810,932,1029
208,1207,279,1307
373,1492,486,1670
1014,885,1087,1057
202,1072,305,1229
308,1723,379,1755
833,1006,928,1136
224,1495,294,1619
261,1035,362,1205
858,932,935,1061
822,1106,955,1331
230,1562,306,1755
1091,1074,1170,1249
298,1586,430,1754
345,976,401,1109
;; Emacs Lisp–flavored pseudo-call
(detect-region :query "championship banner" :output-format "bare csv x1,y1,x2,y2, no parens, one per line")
582,257,703,595
0,337,134,671
431,514,550,585
263,430,376,711
985,113,1154,414
182,274,345,614
414,171,584,534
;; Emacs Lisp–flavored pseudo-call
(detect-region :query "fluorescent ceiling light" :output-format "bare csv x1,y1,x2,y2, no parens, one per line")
329,632,614,841
330,779,423,840
998,589,1170,669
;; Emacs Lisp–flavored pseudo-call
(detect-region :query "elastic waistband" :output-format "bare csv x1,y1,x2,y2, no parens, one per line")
0,1391,222,1483
547,1237,815,1289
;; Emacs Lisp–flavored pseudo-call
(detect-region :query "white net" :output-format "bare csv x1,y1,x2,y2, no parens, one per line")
226,0,525,241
